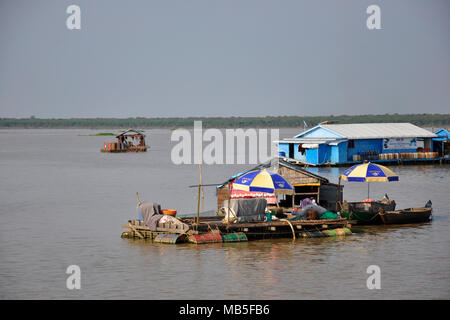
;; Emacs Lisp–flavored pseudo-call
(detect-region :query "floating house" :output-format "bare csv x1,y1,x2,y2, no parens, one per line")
433,128,449,158
276,123,438,166
101,129,149,153
216,157,343,212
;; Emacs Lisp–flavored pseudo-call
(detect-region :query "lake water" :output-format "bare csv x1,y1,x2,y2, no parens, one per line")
0,129,449,299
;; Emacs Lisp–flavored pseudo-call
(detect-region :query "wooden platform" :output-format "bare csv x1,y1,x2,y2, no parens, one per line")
182,217,351,240
101,146,148,153
121,216,353,242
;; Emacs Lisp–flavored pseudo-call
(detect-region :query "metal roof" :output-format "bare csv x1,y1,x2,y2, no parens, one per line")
277,138,346,144
316,123,436,139
433,128,449,141
116,129,145,138
217,157,328,188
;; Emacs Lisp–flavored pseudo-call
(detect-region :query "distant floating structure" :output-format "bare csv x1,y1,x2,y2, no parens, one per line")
101,129,149,153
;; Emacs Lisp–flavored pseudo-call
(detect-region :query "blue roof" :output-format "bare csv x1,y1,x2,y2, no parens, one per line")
433,128,449,141
434,128,449,136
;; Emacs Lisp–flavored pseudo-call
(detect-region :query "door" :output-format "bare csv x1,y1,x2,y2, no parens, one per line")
289,143,295,158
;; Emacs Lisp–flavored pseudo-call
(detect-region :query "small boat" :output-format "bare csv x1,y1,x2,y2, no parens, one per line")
379,203,432,225
340,199,396,225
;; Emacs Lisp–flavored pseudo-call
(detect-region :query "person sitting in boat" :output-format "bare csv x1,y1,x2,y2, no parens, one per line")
381,194,390,203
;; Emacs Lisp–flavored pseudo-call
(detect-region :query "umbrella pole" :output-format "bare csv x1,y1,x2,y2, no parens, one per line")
199,157,204,215
336,176,341,212
197,154,202,229
196,184,201,230
367,182,370,199
227,183,231,227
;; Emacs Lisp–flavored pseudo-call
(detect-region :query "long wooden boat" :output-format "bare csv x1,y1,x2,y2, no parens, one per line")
379,207,432,225
340,200,396,225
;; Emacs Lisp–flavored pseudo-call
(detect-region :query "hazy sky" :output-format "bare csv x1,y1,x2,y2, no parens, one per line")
1,0,449,118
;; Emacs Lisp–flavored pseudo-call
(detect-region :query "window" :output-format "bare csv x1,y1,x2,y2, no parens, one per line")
348,140,355,149
298,144,306,155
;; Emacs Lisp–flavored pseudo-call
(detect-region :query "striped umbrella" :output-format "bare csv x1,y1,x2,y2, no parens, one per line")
232,169,294,195
340,162,399,199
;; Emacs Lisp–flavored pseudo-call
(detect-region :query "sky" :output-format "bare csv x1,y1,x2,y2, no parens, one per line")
0,0,449,118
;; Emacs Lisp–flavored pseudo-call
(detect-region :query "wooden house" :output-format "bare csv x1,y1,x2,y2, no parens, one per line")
216,157,343,212
101,129,149,153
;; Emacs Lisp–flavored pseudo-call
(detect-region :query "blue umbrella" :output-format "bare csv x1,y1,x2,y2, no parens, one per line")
232,169,294,194
340,162,399,198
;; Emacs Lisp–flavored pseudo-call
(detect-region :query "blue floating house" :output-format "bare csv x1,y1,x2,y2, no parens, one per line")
276,123,438,166
433,128,449,158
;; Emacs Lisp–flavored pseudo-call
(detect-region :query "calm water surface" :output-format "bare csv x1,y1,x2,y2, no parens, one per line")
0,129,449,299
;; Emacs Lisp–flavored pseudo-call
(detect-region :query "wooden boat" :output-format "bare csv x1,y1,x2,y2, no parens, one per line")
379,207,432,224
340,200,396,225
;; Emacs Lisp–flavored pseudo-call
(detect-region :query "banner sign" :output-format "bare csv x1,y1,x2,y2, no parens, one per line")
383,138,424,150
230,189,277,204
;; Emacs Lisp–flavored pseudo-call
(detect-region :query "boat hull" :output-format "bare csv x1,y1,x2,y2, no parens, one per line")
379,207,432,224
341,210,382,225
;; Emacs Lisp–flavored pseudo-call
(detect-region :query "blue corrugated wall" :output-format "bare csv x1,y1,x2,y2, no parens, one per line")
280,142,339,164
318,144,330,164
278,142,307,161
331,142,347,164
346,139,383,161
278,143,289,157
294,144,307,161
305,148,317,163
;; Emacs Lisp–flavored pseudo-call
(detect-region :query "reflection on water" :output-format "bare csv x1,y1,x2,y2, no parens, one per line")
0,129,449,299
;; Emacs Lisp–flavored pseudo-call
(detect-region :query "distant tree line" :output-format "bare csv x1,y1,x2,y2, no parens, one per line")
0,114,449,129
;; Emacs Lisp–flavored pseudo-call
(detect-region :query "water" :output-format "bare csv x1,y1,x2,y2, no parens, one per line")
0,129,449,299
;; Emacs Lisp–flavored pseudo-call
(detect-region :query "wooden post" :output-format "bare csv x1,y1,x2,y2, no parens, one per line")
198,155,204,215
317,183,321,204
291,191,295,209
196,153,203,230
336,176,341,212
227,182,231,227
136,192,142,206
196,184,201,229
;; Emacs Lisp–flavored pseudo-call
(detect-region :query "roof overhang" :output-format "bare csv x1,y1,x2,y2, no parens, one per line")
293,125,346,139
275,138,347,145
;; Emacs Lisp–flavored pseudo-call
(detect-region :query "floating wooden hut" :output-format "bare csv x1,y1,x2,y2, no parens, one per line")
101,129,148,153
121,158,352,244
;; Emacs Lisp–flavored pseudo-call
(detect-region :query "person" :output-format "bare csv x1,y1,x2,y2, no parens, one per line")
381,193,390,203
119,136,124,150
